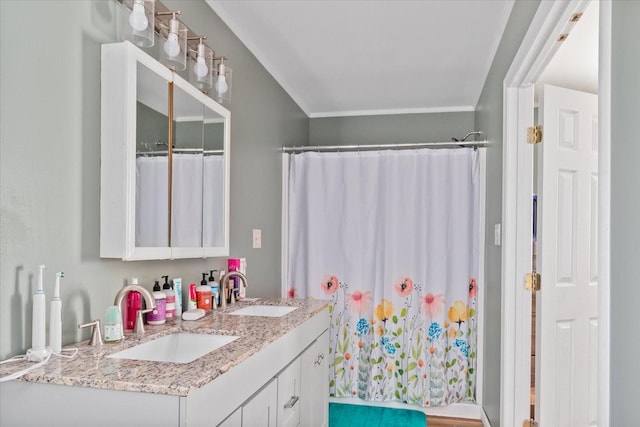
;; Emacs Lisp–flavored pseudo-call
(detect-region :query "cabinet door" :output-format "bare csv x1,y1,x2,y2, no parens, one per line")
218,407,241,427
242,377,277,427
277,356,301,427
100,41,231,261
299,330,329,427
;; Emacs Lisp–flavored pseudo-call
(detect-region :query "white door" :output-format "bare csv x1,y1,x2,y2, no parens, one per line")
537,84,598,426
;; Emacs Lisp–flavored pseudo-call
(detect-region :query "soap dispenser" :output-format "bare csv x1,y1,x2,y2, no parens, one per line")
147,281,166,325
209,270,219,308
162,275,175,320
196,273,212,312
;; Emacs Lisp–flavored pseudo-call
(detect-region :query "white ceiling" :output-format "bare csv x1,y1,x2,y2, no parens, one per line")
536,0,598,99
205,0,597,118
206,0,514,118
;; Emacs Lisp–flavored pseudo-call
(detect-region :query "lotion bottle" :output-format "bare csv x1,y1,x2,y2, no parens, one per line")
147,280,166,325
173,277,183,317
162,275,175,320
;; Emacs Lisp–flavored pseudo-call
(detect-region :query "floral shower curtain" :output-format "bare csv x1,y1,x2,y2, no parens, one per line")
284,148,480,407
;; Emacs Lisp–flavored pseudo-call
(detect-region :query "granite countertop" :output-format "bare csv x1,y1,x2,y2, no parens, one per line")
1,298,329,397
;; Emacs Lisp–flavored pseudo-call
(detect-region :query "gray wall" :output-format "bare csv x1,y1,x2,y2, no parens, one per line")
0,0,307,359
309,112,475,146
610,2,640,425
474,1,541,425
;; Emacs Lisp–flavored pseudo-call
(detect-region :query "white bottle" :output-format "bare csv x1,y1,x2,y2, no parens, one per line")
49,272,64,354
173,277,183,317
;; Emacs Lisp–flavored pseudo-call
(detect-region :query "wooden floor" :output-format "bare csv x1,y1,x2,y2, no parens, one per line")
427,415,483,426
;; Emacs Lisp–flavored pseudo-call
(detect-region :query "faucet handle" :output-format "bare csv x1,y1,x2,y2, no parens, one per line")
134,308,153,336
78,320,103,346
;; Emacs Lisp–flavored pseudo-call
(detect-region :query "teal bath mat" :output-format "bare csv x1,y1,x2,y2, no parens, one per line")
329,402,427,427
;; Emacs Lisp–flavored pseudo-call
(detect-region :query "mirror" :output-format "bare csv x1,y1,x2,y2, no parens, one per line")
171,80,206,248
135,60,170,248
100,41,230,260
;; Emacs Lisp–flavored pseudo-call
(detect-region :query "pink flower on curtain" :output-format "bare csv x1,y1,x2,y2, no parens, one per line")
421,293,445,319
468,278,477,298
394,277,414,297
321,275,339,295
287,287,298,298
347,290,372,315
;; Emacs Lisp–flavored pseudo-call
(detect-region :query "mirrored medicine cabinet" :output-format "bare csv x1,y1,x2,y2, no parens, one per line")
100,41,230,260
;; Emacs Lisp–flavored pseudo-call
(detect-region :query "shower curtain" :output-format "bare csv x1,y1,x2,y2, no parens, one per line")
136,154,225,246
284,148,480,407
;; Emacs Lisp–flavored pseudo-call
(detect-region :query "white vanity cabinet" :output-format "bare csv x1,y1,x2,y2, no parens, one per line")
0,307,329,427
100,41,230,260
216,329,329,427
299,330,330,427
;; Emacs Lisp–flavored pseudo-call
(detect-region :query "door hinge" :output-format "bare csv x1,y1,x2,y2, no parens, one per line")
527,126,542,144
523,420,538,427
525,272,541,291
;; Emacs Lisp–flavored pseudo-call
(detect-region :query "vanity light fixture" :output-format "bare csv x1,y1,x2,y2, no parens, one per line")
118,0,155,47
189,36,214,91
157,10,187,71
214,57,232,105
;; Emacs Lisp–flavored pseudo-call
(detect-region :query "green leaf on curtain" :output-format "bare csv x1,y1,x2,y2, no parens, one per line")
397,382,403,388
332,356,344,366
401,307,407,317
329,305,333,314
336,367,345,377
395,390,401,400
470,308,475,317
400,352,406,359
470,351,476,358
392,315,398,324
407,361,417,371
469,368,475,374
397,327,403,336
398,369,404,375
330,379,335,387
449,377,458,385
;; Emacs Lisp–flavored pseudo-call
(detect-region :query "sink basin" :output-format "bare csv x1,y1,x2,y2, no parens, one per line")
229,305,298,317
107,333,239,364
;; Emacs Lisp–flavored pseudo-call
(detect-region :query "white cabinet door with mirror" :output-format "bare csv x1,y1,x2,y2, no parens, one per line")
100,41,230,260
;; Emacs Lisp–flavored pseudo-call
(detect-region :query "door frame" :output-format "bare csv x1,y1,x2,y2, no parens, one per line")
500,0,610,426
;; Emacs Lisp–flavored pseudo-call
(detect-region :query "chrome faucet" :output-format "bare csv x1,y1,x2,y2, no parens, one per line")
220,271,248,307
114,285,156,336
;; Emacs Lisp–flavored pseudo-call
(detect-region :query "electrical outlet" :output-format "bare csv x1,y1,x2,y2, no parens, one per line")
252,229,262,249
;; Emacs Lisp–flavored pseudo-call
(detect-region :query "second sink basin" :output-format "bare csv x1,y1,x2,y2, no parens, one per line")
107,333,239,364
229,305,298,317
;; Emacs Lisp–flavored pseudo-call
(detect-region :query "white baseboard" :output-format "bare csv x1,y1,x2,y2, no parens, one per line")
329,397,483,420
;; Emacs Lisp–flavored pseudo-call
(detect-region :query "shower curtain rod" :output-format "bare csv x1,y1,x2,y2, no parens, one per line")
281,131,487,153
136,149,224,156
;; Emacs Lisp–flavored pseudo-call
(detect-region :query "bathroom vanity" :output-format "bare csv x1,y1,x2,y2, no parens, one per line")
0,299,329,427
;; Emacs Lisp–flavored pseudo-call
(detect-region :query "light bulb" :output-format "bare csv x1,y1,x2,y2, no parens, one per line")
194,56,208,78
164,32,180,57
129,1,148,32
215,75,228,95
